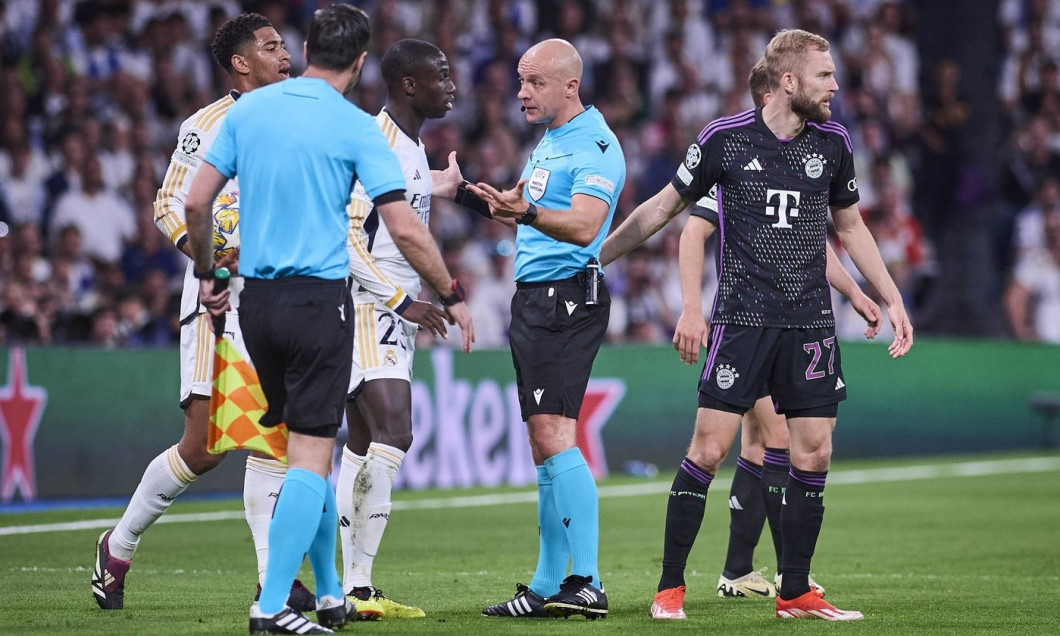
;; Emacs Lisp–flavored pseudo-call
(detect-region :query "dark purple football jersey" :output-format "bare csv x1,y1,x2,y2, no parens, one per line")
672,108,859,328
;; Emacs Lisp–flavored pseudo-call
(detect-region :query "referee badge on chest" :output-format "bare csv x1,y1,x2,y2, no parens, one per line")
527,167,550,201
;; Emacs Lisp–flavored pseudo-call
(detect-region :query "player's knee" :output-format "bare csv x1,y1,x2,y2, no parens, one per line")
376,428,413,453
177,441,224,475
792,445,832,472
686,442,727,473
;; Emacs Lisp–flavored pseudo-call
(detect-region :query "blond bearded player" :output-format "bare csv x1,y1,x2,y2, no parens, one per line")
92,14,314,613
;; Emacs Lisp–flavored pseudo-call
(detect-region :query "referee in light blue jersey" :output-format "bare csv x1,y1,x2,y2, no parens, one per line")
470,38,625,620
183,5,407,634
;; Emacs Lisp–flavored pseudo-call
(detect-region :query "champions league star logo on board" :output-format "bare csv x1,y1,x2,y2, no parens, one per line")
715,364,740,390
0,348,48,502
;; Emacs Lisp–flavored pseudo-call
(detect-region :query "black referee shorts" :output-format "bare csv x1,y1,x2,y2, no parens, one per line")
696,324,846,416
509,274,610,421
239,276,353,438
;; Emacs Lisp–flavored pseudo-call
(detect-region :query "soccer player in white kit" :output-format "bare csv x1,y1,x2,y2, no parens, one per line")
336,38,475,619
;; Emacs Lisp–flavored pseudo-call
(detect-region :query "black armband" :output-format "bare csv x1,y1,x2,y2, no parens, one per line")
516,203,538,226
454,180,492,219
439,279,466,307
193,267,216,280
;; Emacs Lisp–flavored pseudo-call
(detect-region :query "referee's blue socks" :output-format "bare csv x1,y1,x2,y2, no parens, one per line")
529,465,570,597
257,468,342,615
545,448,600,586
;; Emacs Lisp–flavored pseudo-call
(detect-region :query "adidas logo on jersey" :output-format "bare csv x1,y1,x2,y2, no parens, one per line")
835,377,845,390
413,169,422,180
743,157,763,171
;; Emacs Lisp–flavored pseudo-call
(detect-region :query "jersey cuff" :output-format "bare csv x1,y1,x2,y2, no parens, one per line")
175,234,188,251
392,294,413,316
373,190,406,206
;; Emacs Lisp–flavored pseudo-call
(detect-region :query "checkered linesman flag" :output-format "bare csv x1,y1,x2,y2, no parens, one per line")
205,269,288,462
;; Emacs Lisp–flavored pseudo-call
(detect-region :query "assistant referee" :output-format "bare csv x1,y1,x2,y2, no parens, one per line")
184,5,424,634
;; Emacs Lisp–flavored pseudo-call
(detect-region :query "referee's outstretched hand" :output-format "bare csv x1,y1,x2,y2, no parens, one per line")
467,179,530,219
402,300,448,339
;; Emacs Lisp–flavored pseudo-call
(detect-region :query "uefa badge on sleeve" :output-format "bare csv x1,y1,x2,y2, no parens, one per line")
685,144,701,169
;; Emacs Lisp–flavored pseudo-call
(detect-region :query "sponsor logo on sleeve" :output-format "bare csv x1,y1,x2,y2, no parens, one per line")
585,175,615,193
172,151,200,168
677,163,693,185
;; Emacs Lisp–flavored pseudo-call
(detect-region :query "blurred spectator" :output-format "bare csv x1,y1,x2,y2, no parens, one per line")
1005,208,1060,342
41,126,87,231
864,185,932,306
1012,177,1060,261
50,153,136,264
0,141,48,227
89,304,119,348
121,210,182,286
50,223,96,311
464,237,516,348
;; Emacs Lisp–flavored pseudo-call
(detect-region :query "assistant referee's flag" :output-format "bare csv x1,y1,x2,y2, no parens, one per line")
204,268,288,462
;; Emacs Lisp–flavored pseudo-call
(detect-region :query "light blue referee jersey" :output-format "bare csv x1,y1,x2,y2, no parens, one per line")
515,106,626,282
206,77,406,280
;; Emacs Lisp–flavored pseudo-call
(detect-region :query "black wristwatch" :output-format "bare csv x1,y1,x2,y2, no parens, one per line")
193,267,216,280
516,203,538,226
439,279,466,306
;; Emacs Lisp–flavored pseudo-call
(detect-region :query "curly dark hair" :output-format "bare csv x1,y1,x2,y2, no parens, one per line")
210,13,272,74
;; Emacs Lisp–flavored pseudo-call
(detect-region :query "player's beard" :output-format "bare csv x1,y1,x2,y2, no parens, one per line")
791,86,831,124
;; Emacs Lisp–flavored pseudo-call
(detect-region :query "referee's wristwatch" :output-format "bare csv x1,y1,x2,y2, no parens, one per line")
516,203,538,226
439,279,466,306
193,267,216,280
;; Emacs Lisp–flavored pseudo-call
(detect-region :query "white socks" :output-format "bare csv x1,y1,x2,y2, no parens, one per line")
109,445,196,560
336,443,404,590
244,455,287,585
336,447,365,589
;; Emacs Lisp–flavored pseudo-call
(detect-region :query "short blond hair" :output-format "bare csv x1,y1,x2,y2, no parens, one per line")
764,29,830,87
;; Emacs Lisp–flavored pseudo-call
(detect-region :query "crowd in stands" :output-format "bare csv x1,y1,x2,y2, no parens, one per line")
0,0,1058,347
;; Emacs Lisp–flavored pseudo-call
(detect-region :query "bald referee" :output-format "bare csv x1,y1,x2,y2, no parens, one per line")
471,38,625,620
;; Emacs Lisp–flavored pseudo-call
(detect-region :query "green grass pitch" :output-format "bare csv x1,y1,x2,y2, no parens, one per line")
1,452,1058,635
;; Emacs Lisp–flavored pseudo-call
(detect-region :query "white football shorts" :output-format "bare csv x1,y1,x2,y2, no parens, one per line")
178,269,248,404
348,299,417,396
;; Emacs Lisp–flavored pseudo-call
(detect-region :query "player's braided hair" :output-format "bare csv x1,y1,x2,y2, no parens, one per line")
211,13,272,74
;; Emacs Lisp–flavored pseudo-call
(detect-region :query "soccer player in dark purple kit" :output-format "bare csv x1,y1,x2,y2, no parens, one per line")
602,29,913,621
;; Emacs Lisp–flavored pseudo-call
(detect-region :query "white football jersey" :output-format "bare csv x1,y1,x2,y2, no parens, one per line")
154,92,243,317
347,110,432,307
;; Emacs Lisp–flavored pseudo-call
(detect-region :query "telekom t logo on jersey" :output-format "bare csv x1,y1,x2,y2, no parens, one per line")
765,189,800,228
